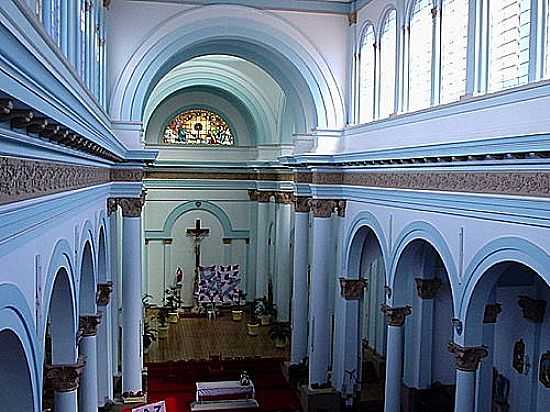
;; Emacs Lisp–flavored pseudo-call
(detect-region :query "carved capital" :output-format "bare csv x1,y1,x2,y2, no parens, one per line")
381,304,412,326
96,282,113,306
79,314,102,337
295,196,311,213
274,191,295,204
518,296,546,323
45,358,85,392
448,342,488,372
415,278,442,299
483,303,502,323
310,199,337,218
256,191,274,203
248,189,258,201
106,198,118,215
339,278,367,300
348,11,357,25
118,197,144,217
335,200,346,217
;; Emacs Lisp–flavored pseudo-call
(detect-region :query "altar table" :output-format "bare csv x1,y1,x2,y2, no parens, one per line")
195,380,255,402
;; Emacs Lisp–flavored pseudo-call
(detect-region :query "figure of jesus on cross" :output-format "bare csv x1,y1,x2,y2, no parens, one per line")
186,219,210,300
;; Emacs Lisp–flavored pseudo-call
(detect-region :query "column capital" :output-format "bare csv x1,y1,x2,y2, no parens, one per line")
431,6,439,18
518,296,546,323
415,277,442,299
381,304,412,326
162,238,173,245
483,303,502,323
274,191,295,204
335,200,346,217
45,358,86,392
295,196,311,213
118,196,145,217
310,199,337,218
248,189,259,201
96,281,113,306
448,342,488,372
348,11,357,26
222,238,233,245
79,314,102,337
107,197,118,216
339,278,367,300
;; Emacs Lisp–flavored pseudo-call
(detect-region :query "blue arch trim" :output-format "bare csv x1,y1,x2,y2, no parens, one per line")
145,200,249,240
389,221,459,310
0,284,41,411
78,220,97,295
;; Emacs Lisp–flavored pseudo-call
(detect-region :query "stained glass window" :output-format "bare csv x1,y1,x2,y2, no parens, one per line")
163,109,234,145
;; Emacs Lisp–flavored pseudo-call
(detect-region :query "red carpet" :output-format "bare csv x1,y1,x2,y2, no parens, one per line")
140,359,301,412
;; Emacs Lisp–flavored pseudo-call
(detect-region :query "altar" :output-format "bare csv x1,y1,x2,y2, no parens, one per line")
190,380,259,411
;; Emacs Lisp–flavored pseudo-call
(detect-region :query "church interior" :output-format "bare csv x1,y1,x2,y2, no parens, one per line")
1,0,550,411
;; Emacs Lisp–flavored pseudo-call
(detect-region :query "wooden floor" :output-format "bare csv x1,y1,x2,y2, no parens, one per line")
145,312,289,363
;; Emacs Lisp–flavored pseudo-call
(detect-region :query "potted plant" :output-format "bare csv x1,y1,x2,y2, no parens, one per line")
157,307,170,339
164,287,182,323
256,297,277,326
143,322,157,354
232,289,247,321
247,302,260,336
269,322,291,349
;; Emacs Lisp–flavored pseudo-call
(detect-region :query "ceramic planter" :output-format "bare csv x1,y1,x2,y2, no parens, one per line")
247,323,259,336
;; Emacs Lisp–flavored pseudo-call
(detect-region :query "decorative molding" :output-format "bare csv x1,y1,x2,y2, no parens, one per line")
415,278,442,299
118,193,146,218
539,351,550,388
335,200,346,217
248,189,258,202
518,296,546,323
447,342,488,372
110,168,144,182
348,11,357,25
222,238,232,245
295,196,312,213
162,239,173,245
147,170,294,182
96,282,113,306
107,197,119,216
45,358,86,392
79,314,102,337
483,303,502,323
381,304,412,327
256,191,274,203
310,199,337,218
339,278,367,300
513,338,526,374
274,191,295,204
451,318,463,335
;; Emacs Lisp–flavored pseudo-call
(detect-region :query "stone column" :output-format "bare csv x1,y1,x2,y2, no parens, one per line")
274,192,294,321
254,191,272,299
163,239,173,302
107,198,121,378
46,360,85,412
119,197,145,397
308,199,336,386
448,342,488,412
382,304,412,412
78,314,101,412
290,197,310,365
96,282,113,406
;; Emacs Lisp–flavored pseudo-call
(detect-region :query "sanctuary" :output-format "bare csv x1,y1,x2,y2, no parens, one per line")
1,0,550,411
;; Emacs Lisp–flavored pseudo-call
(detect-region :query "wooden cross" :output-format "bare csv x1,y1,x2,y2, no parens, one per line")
186,219,210,271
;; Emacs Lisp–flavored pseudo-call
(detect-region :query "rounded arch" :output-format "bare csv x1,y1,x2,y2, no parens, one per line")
79,240,96,314
110,5,345,130
459,237,550,345
389,221,458,308
376,5,399,40
0,284,40,411
356,20,377,53
97,226,108,283
148,200,249,240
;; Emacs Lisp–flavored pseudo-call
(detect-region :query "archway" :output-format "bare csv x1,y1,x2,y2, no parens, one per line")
391,239,455,412
0,330,35,411
464,261,550,412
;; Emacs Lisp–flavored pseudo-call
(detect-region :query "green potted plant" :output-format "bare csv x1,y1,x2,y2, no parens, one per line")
164,287,182,323
232,289,247,321
143,322,157,354
156,307,170,339
247,302,260,336
269,322,291,348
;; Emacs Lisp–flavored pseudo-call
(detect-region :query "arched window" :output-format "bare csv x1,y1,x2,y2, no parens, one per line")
408,0,433,111
379,9,397,119
163,109,234,145
359,24,376,123
487,0,531,92
440,0,469,103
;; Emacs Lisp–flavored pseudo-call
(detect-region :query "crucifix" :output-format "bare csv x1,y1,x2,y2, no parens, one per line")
186,218,210,273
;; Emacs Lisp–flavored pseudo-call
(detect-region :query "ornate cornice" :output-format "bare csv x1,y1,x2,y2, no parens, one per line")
339,278,367,300
448,342,488,372
45,358,86,392
295,196,311,213
415,278,442,299
483,303,502,323
79,314,102,337
381,304,412,327
96,282,113,306
274,191,295,204
110,168,144,182
310,199,337,218
518,296,546,323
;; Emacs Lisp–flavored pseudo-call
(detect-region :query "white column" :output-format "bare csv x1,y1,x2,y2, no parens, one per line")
120,198,145,396
476,303,499,412
78,315,101,412
163,239,173,303
291,197,310,364
382,305,412,412
255,191,272,299
448,342,488,412
274,193,293,321
308,199,335,386
97,283,113,406
108,200,121,378
47,361,84,412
